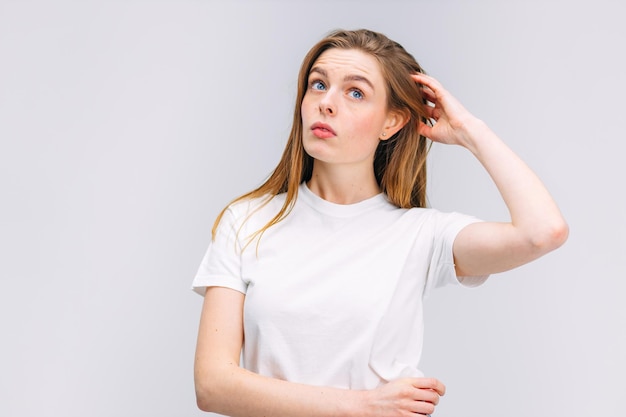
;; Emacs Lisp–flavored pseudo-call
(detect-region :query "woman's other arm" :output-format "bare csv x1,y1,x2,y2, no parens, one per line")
412,74,569,277
194,286,445,417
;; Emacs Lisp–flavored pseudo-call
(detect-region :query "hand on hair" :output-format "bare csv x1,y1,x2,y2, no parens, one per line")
411,73,482,149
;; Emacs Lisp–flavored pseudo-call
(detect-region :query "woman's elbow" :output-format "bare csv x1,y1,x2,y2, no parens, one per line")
196,397,213,413
195,380,218,412
196,395,209,412
194,367,222,412
532,217,569,254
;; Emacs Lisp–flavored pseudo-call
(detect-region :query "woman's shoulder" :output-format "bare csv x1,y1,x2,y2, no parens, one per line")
404,205,483,233
223,191,287,223
402,205,480,224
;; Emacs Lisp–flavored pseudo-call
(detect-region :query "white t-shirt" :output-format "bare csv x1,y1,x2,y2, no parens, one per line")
192,182,486,390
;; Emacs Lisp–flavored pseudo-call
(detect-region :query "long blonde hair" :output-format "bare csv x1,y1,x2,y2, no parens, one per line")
212,29,432,243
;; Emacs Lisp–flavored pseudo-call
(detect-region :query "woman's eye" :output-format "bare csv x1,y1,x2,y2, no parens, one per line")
349,89,364,100
311,80,326,91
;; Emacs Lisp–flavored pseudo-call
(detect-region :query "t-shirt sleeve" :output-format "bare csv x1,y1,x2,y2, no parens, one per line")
423,211,489,297
191,208,248,296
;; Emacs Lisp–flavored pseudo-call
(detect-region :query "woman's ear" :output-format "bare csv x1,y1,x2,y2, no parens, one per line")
380,108,410,140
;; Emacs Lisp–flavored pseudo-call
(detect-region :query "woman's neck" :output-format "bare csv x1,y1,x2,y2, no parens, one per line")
306,163,380,205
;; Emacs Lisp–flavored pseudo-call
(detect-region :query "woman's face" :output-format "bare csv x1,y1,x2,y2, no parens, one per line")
301,48,400,171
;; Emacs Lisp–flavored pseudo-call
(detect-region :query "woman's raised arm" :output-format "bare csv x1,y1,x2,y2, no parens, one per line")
194,286,445,417
412,73,569,277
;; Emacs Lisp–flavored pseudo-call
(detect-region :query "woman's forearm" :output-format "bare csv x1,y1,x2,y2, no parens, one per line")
463,118,568,252
196,362,444,417
195,362,366,417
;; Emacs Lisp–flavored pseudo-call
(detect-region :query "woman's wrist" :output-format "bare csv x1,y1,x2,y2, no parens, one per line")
460,118,498,155
341,389,371,417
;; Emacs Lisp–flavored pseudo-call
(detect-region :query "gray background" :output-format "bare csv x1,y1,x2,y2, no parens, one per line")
1,1,624,416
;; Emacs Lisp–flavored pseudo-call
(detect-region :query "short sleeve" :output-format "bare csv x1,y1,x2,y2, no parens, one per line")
423,211,489,297
191,208,248,296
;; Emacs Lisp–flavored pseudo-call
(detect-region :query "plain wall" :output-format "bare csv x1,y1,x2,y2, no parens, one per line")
1,1,624,416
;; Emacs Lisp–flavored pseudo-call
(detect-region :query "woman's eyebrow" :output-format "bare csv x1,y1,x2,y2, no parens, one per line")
309,67,374,90
309,66,327,79
344,74,374,90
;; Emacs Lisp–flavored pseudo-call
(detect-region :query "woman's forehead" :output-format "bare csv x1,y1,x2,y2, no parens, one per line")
310,48,383,80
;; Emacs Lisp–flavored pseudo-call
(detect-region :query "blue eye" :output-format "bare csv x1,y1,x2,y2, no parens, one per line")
311,80,326,91
349,89,363,100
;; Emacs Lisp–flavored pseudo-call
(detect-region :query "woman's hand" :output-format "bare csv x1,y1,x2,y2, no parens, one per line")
412,73,482,150
363,377,445,417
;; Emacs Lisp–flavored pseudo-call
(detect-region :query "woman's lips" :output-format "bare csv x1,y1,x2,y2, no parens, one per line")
311,122,336,139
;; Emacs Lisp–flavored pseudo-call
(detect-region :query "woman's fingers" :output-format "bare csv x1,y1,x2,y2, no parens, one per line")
421,104,437,120
412,73,460,115
410,377,446,397
419,85,437,104
410,378,443,415
411,73,444,97
411,72,479,147
369,378,444,416
410,390,438,415
411,74,444,123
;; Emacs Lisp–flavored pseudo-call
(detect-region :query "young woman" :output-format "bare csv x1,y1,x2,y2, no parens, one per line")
192,29,568,417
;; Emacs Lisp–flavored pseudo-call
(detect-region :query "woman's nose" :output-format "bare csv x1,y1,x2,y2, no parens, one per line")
318,91,336,115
